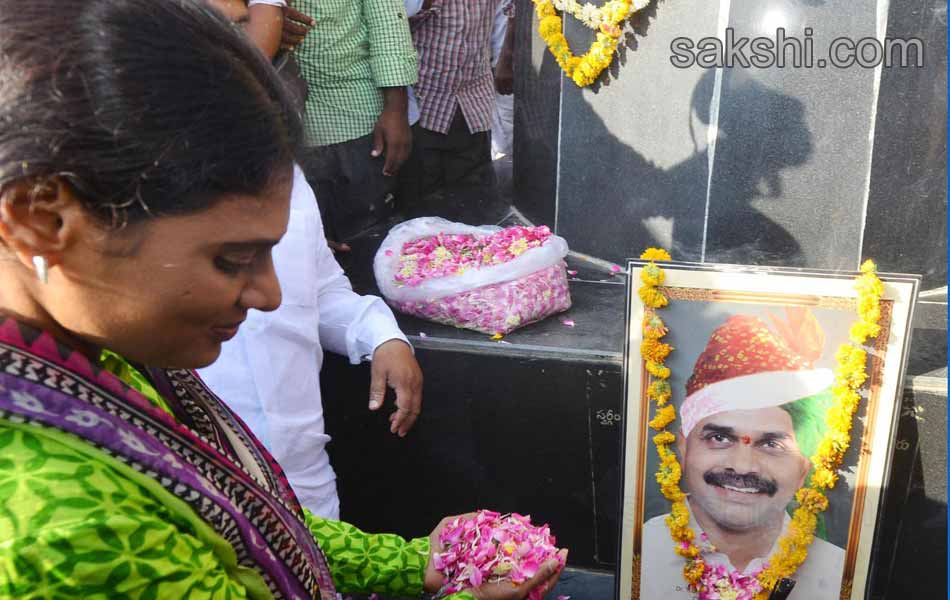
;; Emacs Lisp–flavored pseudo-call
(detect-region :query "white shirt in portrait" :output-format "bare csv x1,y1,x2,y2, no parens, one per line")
639,501,845,599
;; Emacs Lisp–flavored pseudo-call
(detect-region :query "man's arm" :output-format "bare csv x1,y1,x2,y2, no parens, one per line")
495,3,515,96
246,1,285,59
408,0,438,25
293,166,422,436
417,0,436,14
373,87,411,176
364,0,418,175
245,1,314,57
494,12,515,95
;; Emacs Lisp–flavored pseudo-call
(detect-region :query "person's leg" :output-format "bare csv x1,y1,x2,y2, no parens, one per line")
420,126,450,198
299,144,349,249
491,91,514,158
333,133,398,240
396,123,426,214
442,108,495,189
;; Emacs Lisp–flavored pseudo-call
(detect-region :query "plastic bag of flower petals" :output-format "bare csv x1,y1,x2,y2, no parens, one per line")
432,510,566,600
373,217,572,335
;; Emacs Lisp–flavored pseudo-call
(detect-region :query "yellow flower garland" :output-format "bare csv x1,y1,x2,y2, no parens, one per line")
636,250,885,598
531,0,651,87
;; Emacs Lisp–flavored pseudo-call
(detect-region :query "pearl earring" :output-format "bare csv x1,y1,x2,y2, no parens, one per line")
31,256,48,284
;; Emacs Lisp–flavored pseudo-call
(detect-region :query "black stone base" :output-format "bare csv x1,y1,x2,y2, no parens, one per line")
316,212,947,594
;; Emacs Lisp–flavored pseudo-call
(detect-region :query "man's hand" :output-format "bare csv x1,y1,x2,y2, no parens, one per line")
281,6,314,51
372,87,412,176
494,55,514,95
369,339,422,437
494,17,515,95
424,515,568,600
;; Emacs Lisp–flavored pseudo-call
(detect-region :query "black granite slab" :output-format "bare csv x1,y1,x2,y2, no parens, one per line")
322,349,622,570
907,300,948,377
588,367,625,566
704,0,878,269
320,208,945,578
861,0,947,290
552,0,720,264
551,568,614,600
870,378,948,598
512,0,561,227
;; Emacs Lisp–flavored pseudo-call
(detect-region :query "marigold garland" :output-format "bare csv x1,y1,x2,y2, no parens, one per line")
531,0,652,87
636,250,885,599
642,311,668,339
551,0,650,30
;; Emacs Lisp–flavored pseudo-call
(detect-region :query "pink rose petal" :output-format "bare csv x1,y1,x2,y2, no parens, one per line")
432,510,563,598
562,319,575,327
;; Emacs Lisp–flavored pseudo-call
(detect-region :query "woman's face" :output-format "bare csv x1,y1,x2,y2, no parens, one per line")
42,166,293,369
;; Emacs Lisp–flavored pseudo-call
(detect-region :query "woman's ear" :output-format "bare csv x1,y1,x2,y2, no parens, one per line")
0,178,87,271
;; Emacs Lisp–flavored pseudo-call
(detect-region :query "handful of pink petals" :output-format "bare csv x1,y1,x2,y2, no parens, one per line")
432,510,566,600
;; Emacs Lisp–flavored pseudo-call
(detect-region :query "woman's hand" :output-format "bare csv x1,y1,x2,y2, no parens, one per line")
469,552,566,600
424,515,569,600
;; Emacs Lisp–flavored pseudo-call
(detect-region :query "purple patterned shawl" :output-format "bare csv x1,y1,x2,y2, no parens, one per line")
0,317,337,600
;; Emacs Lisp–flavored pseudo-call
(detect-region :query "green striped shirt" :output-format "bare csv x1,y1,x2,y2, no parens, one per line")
293,0,418,146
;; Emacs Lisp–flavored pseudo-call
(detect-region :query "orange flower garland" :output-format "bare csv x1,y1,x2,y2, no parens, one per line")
531,0,652,87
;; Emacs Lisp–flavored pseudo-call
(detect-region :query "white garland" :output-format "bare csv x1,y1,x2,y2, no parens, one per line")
550,0,651,30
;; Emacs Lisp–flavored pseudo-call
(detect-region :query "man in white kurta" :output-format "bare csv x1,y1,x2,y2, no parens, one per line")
199,165,421,518
199,0,423,520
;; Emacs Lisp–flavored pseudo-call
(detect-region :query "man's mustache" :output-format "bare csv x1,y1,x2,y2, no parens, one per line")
703,470,778,497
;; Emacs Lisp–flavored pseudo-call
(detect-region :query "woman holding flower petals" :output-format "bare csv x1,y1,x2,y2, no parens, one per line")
0,1,565,598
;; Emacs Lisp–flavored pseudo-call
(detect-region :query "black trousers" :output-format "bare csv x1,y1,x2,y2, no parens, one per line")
299,133,398,242
398,106,495,209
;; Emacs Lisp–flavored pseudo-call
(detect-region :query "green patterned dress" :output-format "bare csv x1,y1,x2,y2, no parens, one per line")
0,321,472,600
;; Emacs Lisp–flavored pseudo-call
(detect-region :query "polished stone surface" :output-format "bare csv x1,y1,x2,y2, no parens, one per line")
871,380,948,598
327,220,627,569
514,0,946,280
553,0,719,262
512,2,561,227
862,0,947,290
323,349,623,570
704,0,879,269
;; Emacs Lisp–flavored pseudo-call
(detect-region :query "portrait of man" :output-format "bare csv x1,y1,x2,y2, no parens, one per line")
640,310,846,599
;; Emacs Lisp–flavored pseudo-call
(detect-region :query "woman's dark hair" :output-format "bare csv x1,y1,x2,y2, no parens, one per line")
0,0,304,225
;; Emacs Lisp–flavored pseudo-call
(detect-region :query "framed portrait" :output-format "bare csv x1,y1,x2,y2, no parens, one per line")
617,262,919,600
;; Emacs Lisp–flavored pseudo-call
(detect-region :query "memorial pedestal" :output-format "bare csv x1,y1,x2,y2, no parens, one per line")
318,208,945,595
315,0,946,594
